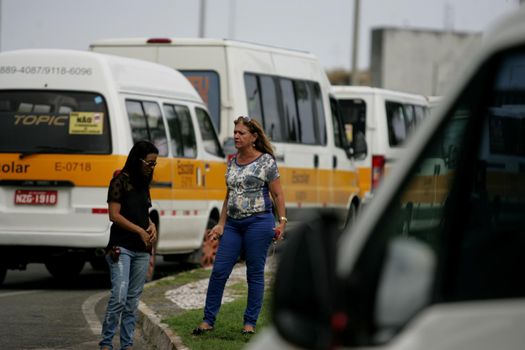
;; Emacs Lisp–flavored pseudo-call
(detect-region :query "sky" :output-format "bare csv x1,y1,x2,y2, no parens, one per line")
0,0,520,71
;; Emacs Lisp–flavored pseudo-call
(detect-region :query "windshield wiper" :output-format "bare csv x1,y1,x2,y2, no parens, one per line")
19,146,84,160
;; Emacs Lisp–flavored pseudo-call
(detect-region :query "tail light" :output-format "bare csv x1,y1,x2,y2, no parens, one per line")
371,155,385,192
146,38,172,44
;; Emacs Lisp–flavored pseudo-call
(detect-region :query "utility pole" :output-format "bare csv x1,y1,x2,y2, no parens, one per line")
350,0,360,85
228,0,237,39
198,0,207,38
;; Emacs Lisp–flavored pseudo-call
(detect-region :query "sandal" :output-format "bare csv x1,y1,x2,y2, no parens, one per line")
241,326,256,335
192,325,214,335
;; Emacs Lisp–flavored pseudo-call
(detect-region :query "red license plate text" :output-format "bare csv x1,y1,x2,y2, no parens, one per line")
14,190,58,205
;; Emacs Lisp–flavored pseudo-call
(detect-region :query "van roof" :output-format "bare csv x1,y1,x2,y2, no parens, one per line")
90,37,316,59
0,49,202,103
332,85,427,101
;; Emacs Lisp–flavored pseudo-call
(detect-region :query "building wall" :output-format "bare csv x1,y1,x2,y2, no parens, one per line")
370,27,481,96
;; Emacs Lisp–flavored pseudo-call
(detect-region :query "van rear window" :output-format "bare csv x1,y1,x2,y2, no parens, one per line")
181,70,220,133
0,91,111,154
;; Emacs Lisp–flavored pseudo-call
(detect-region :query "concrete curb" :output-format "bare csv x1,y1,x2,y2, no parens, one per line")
138,301,187,350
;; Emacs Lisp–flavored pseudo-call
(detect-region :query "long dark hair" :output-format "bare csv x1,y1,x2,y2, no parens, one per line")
122,140,159,188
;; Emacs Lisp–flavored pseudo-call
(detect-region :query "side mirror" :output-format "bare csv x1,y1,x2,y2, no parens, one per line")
272,211,343,350
374,237,436,341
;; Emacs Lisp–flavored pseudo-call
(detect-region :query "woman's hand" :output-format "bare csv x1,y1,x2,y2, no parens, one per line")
208,224,224,241
273,221,286,241
138,228,152,247
146,222,157,244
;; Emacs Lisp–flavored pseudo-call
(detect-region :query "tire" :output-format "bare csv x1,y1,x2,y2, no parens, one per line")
188,217,219,267
45,255,85,280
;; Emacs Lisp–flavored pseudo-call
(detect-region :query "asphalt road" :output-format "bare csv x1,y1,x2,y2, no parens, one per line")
0,258,191,349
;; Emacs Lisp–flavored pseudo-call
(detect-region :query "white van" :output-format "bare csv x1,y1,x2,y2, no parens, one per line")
332,86,429,199
249,5,525,350
0,49,226,284
90,38,366,227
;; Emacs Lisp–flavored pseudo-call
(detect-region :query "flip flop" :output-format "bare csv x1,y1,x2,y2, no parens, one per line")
192,326,214,335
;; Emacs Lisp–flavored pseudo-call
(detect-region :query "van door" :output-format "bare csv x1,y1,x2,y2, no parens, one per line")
162,102,203,249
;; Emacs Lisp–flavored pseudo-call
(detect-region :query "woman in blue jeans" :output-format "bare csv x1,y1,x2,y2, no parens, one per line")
193,116,287,335
99,140,158,350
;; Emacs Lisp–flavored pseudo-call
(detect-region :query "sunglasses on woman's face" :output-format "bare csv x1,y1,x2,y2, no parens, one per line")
140,159,157,167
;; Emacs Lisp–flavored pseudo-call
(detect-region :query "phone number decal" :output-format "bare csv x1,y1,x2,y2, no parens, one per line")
0,65,92,75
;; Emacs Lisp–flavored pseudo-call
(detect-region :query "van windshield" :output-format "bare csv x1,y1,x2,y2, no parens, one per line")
181,70,220,133
0,91,111,154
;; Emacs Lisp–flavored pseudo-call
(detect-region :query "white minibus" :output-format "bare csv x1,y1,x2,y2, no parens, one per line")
332,86,429,200
249,5,525,350
90,38,367,227
0,49,226,284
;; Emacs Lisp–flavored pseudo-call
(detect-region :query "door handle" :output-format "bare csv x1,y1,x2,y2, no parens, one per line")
333,155,337,169
313,154,319,168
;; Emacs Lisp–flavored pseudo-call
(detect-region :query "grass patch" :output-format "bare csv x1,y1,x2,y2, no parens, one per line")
164,289,272,350
148,268,212,287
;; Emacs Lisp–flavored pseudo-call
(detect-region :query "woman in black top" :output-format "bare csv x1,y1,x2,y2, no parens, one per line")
99,140,158,350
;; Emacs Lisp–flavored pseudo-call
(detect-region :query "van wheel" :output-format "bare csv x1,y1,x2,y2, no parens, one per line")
45,256,85,280
188,217,219,267
146,248,156,282
344,203,358,229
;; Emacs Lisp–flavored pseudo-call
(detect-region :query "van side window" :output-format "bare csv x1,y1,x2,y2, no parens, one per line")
280,78,299,142
312,83,326,145
294,80,316,144
245,74,263,123
343,50,525,346
339,98,366,146
196,107,223,157
414,105,426,125
143,102,169,157
126,100,149,143
403,104,416,135
163,104,197,158
180,70,221,133
385,101,407,146
244,73,284,142
244,73,326,145
126,100,168,156
260,76,283,142
330,96,344,148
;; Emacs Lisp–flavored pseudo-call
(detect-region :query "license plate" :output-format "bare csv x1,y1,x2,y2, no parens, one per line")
14,190,58,205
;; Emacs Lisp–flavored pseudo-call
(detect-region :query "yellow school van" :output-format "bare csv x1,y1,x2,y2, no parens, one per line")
0,49,226,284
90,38,367,227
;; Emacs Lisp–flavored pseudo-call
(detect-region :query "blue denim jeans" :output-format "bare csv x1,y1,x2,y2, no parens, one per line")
99,247,150,350
203,212,274,328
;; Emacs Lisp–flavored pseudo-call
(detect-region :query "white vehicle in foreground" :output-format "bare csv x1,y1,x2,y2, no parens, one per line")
248,5,525,350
